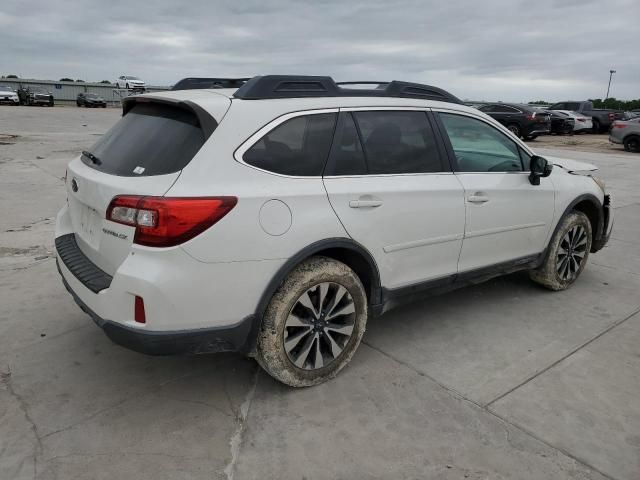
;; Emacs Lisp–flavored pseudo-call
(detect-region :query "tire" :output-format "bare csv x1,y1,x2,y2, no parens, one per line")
524,135,537,141
76,102,81,107
592,119,600,133
126,83,129,89
623,136,640,153
507,124,521,138
256,256,368,387
529,211,592,291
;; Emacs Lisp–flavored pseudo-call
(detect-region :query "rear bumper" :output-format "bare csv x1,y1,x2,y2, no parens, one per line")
57,260,255,355
592,194,613,252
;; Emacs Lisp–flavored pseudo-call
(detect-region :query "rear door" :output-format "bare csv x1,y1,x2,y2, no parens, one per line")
65,99,228,275
435,111,555,272
323,109,465,290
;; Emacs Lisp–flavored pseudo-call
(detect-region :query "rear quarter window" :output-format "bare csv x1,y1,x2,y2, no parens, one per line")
82,103,206,176
243,113,337,176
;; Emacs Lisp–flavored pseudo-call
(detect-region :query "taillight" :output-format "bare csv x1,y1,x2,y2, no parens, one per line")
526,113,536,120
106,196,237,247
608,113,615,121
612,123,627,129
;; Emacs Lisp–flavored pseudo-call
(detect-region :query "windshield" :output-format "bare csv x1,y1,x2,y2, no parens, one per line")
0,86,12,91
125,76,140,80
32,87,47,93
82,103,207,176
86,94,100,99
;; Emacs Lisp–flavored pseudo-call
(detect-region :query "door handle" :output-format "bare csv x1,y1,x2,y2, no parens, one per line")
349,199,383,208
467,194,489,204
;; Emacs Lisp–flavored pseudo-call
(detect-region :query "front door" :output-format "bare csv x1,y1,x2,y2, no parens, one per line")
436,111,555,272
323,109,466,290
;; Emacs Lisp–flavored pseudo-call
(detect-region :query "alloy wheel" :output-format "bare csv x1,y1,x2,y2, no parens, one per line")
284,282,356,370
557,225,588,281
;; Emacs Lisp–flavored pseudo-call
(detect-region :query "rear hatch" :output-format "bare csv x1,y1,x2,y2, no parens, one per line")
65,97,225,276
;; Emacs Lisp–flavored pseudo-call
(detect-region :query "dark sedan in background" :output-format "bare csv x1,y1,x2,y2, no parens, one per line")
545,110,575,135
77,93,107,108
476,103,551,140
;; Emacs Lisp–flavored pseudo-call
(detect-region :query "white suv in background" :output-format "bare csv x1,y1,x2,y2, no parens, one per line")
55,76,612,386
115,75,145,90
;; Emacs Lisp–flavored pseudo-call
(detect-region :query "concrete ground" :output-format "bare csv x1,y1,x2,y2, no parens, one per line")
0,106,638,480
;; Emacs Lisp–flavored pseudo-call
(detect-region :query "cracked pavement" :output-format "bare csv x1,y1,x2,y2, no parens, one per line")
1,107,639,479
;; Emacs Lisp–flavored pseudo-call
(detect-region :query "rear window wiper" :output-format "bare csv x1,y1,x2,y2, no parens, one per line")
82,150,102,166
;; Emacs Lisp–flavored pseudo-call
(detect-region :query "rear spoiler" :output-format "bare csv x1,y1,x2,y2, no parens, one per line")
122,96,218,140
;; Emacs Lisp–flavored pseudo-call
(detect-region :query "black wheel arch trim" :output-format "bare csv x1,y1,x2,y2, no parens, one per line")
547,193,605,257
244,237,382,355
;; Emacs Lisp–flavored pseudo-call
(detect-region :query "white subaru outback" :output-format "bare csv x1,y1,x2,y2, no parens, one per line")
55,76,612,386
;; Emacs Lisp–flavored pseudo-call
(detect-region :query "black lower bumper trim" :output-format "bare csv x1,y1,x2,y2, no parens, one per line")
55,234,112,293
57,260,255,356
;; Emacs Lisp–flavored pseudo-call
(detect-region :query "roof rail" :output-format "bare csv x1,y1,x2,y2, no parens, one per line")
171,77,250,91
233,75,461,104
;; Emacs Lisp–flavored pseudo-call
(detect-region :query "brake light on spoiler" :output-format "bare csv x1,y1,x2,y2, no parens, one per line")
107,196,237,247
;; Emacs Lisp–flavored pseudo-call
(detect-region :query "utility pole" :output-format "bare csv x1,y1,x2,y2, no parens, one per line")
606,70,616,99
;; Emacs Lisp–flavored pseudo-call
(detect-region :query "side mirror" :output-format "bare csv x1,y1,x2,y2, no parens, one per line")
529,155,553,185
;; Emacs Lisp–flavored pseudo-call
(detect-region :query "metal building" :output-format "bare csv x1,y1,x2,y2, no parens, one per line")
0,77,169,107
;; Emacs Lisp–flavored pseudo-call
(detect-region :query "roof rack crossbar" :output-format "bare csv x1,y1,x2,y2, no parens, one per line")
233,75,461,104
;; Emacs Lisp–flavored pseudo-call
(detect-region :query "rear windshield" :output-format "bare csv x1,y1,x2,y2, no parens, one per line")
82,103,206,176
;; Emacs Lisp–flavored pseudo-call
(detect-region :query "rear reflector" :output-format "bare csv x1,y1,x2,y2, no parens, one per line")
612,123,627,129
134,295,146,323
107,196,237,247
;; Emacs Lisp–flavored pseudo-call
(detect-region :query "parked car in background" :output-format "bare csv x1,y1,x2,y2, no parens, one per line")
545,110,575,135
551,110,593,133
621,111,640,120
115,76,145,90
477,103,551,140
171,77,249,90
18,86,54,106
547,101,623,133
77,93,107,108
0,85,19,105
609,117,640,152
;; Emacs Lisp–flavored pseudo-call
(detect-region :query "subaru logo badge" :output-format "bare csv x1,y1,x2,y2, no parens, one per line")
71,178,78,192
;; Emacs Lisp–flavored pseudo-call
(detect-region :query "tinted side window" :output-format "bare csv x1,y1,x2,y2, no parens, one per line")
478,105,495,112
566,102,581,111
352,111,443,174
439,113,524,172
244,113,337,176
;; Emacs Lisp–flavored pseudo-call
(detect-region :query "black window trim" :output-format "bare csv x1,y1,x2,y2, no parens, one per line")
323,107,454,177
234,108,340,179
432,109,535,174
